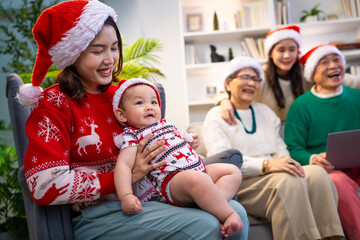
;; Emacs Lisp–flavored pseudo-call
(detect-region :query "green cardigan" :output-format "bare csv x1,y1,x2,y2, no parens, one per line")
284,86,360,165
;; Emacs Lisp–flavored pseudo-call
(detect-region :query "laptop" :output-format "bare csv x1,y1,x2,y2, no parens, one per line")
326,129,360,170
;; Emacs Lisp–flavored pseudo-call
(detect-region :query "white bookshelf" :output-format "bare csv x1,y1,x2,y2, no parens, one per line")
180,0,360,124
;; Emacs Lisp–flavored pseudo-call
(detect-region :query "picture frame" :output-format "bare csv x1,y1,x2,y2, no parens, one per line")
186,13,203,32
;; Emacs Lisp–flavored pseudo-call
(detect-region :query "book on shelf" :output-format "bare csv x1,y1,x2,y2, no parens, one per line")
276,1,282,25
185,44,200,65
257,38,266,59
335,42,360,50
275,1,290,25
240,40,252,57
234,1,266,28
234,8,245,28
339,0,360,18
244,37,260,59
330,39,360,50
243,5,252,28
349,64,360,75
338,0,352,19
240,37,266,59
345,0,351,15
248,2,266,27
349,0,358,17
281,2,290,25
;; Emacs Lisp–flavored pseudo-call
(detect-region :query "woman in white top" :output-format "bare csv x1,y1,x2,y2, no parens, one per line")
202,56,344,240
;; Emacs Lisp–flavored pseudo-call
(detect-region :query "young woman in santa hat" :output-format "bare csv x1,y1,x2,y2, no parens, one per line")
285,44,360,240
202,56,344,240
18,1,249,239
219,25,360,128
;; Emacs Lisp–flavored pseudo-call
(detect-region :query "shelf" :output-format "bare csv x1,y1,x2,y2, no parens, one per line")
183,26,270,44
185,59,267,75
188,100,215,106
186,62,227,70
183,18,360,44
342,49,360,61
297,18,360,36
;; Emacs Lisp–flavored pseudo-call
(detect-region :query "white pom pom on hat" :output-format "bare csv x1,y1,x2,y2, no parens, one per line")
17,84,43,108
222,56,263,81
264,25,302,56
299,44,345,82
17,0,116,107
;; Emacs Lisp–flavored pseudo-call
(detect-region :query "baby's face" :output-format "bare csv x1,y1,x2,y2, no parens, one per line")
119,84,161,129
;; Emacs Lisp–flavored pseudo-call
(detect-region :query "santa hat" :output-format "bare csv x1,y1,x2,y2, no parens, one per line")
299,44,345,82
223,56,263,80
17,0,117,107
112,78,161,116
264,25,302,56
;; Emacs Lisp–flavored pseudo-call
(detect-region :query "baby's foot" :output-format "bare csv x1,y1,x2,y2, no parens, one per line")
221,212,244,237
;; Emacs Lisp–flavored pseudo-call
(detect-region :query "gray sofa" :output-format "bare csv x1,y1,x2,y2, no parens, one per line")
6,73,248,239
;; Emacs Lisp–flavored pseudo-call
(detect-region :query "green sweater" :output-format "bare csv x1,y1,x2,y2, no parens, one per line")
284,86,360,165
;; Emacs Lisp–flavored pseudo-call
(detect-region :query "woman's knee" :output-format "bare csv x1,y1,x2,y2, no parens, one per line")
274,172,307,193
304,165,333,186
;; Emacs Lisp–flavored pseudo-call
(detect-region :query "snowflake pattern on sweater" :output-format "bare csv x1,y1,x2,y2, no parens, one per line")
24,84,123,211
115,119,206,204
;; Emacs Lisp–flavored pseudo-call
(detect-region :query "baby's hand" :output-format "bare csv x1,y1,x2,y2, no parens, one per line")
121,194,143,215
188,133,200,150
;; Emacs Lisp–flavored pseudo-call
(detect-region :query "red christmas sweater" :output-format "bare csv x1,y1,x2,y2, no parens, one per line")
24,84,124,211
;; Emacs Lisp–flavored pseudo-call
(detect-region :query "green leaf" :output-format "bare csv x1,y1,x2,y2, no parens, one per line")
121,38,165,81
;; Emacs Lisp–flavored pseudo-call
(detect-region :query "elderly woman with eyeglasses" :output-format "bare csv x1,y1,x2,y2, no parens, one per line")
201,56,344,240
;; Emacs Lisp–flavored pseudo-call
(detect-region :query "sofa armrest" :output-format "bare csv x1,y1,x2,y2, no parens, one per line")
203,149,243,169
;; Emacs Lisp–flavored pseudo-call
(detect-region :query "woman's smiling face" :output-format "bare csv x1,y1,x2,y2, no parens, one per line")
226,68,260,109
73,25,119,94
270,38,298,77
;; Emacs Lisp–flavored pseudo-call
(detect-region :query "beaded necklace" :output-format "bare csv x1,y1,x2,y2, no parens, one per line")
233,105,256,134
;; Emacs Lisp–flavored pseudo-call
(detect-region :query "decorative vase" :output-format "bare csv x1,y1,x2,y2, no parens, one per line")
213,11,219,30
305,15,318,22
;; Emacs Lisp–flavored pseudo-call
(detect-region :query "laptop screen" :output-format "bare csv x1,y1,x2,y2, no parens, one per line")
326,129,360,170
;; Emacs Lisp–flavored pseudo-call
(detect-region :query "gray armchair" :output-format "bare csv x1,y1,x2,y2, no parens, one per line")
6,73,74,240
6,73,245,239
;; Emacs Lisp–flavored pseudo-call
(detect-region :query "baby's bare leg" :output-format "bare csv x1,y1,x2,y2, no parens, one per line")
205,163,242,200
170,171,243,237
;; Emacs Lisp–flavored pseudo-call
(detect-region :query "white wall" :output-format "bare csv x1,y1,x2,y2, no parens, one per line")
105,0,189,129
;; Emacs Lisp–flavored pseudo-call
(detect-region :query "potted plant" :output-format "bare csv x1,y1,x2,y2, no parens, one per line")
300,4,324,22
0,121,28,240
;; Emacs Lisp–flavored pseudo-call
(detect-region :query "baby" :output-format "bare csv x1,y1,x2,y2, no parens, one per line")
112,78,243,237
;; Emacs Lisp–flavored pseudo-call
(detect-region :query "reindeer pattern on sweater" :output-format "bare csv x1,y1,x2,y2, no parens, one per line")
24,84,157,211
114,119,206,204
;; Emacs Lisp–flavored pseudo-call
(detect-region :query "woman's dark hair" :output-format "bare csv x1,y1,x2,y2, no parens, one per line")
265,49,303,108
56,16,123,99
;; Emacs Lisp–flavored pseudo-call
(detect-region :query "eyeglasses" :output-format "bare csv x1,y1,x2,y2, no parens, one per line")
233,74,262,83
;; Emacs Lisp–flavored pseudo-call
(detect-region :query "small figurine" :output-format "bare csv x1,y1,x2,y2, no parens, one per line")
210,45,225,62
228,48,234,61
213,11,219,30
